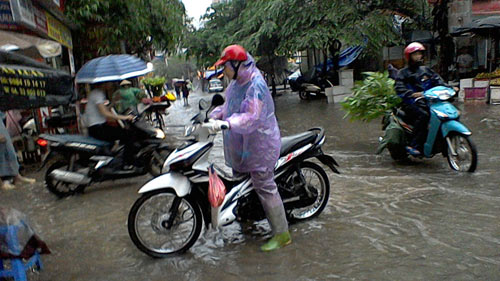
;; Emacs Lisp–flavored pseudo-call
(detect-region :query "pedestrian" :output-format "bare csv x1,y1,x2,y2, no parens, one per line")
208,44,291,251
84,82,135,168
0,111,35,190
112,80,146,114
173,79,181,100
456,47,474,79
395,42,447,156
181,80,191,107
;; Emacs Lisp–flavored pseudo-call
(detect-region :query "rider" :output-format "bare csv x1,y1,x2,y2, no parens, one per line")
208,45,291,251
395,42,447,156
85,81,135,167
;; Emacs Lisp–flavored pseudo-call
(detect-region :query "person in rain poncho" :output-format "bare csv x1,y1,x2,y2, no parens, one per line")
208,45,291,251
0,111,35,190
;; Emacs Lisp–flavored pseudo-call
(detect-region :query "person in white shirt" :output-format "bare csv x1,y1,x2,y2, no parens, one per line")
457,47,474,79
85,82,135,167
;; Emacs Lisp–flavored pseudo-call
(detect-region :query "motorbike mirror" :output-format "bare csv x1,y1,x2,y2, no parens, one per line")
199,99,209,110
211,94,225,107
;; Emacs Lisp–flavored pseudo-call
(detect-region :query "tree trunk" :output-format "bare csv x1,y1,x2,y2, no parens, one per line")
433,0,454,80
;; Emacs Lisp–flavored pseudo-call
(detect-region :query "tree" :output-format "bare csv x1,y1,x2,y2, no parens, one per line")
183,0,433,88
65,0,186,65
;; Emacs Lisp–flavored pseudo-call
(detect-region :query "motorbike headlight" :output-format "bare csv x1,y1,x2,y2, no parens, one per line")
155,129,165,139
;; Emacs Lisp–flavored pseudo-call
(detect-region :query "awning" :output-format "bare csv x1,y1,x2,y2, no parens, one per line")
451,16,500,37
0,51,75,111
0,30,62,58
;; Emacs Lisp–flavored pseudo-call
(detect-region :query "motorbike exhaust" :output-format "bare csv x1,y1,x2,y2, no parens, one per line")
49,169,91,185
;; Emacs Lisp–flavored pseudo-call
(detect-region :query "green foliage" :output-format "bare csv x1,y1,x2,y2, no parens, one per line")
141,76,166,87
142,76,165,97
341,71,401,122
183,0,432,73
65,0,186,60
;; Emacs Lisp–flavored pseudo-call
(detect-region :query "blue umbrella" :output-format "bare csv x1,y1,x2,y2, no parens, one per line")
75,54,152,83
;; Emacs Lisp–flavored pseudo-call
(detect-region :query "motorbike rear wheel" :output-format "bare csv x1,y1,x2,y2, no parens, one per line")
446,133,477,172
45,161,87,198
388,144,408,161
128,189,202,258
298,91,309,100
285,162,330,221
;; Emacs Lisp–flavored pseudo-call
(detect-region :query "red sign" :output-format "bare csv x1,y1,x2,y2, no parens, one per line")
473,0,500,15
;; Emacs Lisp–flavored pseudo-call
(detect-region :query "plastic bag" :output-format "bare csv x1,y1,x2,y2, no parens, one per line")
166,92,176,101
208,165,226,208
0,207,51,259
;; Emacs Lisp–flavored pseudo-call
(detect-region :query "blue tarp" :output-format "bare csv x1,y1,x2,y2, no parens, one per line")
315,40,367,71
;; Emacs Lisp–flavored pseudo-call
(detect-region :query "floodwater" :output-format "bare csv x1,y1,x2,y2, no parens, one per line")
1,87,500,280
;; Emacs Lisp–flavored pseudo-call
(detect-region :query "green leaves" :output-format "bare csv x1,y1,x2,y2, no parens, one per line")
341,71,401,122
142,76,166,87
65,0,186,60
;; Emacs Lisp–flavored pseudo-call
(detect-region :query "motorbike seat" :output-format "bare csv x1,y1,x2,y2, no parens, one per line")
40,134,112,147
280,131,316,156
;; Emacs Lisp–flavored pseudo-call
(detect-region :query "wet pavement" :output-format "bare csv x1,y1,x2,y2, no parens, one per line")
1,87,500,280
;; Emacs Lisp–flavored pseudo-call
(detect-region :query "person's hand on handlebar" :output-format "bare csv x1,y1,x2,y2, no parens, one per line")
203,119,230,133
120,115,135,121
411,92,423,98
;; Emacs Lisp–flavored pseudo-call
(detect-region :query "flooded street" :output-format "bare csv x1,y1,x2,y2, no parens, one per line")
2,88,500,280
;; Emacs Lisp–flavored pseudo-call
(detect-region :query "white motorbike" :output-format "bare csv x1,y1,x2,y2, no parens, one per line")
128,95,340,257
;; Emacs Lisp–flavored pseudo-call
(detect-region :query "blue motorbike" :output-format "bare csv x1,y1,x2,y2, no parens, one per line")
378,86,477,172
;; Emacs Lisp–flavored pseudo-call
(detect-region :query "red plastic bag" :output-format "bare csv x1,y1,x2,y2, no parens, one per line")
208,165,226,208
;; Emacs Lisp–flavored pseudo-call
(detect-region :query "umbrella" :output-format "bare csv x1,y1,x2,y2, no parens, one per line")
75,54,152,84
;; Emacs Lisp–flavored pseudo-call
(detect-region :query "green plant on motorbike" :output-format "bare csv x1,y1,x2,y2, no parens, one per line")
341,71,401,122
142,76,166,96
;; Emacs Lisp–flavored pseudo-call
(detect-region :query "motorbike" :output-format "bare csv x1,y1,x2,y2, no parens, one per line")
127,94,340,258
378,86,477,172
36,106,171,197
288,68,334,100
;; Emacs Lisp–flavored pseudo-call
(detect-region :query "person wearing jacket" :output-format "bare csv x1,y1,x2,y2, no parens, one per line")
208,45,291,251
395,42,447,156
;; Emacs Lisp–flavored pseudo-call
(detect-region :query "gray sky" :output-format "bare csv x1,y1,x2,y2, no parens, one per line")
182,0,213,28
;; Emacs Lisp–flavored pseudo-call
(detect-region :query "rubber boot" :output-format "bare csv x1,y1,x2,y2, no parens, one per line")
260,231,292,252
260,205,291,252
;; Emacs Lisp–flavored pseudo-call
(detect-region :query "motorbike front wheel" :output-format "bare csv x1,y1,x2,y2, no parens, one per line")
128,189,202,258
446,134,477,172
285,162,330,221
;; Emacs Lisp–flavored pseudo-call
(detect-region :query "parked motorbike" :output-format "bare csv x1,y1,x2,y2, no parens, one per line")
37,107,171,197
127,94,340,257
378,86,477,172
288,68,334,100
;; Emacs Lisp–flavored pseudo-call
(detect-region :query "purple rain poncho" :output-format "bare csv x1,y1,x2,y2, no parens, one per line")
210,54,281,173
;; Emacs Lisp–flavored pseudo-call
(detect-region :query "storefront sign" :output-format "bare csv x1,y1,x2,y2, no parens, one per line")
10,0,36,28
0,0,17,30
45,11,72,49
0,64,75,110
34,5,47,33
473,0,500,16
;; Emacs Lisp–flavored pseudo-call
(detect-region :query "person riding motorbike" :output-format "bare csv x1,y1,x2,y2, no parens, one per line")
112,80,146,114
84,81,136,168
395,42,447,156
208,44,291,251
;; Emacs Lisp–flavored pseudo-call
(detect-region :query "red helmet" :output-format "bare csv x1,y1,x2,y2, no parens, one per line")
404,42,426,61
214,45,248,66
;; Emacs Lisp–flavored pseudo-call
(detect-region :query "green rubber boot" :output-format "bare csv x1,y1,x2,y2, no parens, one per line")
260,231,292,252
